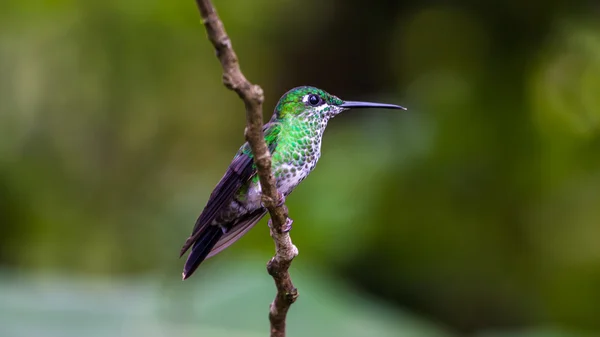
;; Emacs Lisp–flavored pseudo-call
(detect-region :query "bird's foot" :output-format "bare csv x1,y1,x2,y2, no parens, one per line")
268,218,293,233
276,191,286,207
281,218,293,232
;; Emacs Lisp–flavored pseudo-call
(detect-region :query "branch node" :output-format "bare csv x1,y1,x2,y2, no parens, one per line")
286,289,299,303
290,244,299,258
222,73,236,90
252,85,265,104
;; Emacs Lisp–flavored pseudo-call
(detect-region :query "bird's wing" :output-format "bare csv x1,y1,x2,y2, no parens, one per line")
207,208,268,259
179,150,253,257
179,122,280,257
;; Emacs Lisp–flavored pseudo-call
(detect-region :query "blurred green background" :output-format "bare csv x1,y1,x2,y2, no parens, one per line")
1,0,600,336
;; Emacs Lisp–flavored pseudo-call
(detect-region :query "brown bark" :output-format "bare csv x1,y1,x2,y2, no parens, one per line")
193,2,298,336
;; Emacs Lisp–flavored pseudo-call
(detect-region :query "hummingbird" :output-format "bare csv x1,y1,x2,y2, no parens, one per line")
180,86,405,279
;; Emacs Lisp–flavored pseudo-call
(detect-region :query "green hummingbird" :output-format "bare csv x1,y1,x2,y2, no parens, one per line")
180,86,405,279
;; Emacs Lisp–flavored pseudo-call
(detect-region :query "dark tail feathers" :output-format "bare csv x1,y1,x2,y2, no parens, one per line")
182,225,223,280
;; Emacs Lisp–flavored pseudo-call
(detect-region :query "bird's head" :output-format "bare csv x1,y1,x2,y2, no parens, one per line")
274,86,406,121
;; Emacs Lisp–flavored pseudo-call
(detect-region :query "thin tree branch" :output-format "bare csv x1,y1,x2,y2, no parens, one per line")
193,1,299,336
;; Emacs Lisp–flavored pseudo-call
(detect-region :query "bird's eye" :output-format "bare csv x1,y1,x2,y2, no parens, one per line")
308,94,320,106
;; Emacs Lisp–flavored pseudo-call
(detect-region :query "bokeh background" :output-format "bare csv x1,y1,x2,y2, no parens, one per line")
2,1,600,336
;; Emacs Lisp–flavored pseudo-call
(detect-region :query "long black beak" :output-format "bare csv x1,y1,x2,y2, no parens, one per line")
340,101,407,110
